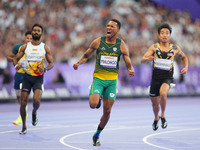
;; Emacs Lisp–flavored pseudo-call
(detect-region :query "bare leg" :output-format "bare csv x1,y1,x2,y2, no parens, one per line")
89,94,101,109
159,83,170,118
20,92,29,130
32,89,42,114
99,98,114,128
92,98,114,146
151,96,160,121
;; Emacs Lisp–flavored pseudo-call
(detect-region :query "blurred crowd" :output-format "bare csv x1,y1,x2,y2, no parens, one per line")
1,0,200,77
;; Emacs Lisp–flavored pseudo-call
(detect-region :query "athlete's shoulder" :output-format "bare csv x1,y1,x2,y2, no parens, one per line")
93,37,101,43
117,37,122,42
153,43,159,48
12,43,24,54
172,44,178,50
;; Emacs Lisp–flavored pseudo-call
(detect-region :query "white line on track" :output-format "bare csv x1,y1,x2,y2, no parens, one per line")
59,126,148,150
143,128,200,150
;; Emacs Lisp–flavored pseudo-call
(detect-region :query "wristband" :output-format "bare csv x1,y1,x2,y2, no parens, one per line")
15,64,18,69
44,68,47,73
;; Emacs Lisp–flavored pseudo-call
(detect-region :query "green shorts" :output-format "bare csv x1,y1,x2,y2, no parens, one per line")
89,78,117,101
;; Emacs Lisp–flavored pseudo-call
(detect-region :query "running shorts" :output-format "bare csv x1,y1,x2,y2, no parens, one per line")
149,78,173,97
89,77,117,101
21,73,43,94
14,72,24,90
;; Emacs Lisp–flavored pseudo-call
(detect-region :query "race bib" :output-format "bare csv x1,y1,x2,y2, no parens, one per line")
154,58,172,71
100,55,118,68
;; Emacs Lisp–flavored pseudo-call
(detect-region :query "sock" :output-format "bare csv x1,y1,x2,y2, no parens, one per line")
93,125,103,137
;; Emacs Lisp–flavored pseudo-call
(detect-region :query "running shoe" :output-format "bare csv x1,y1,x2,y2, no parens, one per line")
161,117,167,129
13,116,22,126
19,128,27,135
152,120,159,131
93,136,101,146
96,95,102,109
32,114,38,126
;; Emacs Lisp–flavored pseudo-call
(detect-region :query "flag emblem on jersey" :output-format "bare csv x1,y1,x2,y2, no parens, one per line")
167,53,173,56
113,47,117,51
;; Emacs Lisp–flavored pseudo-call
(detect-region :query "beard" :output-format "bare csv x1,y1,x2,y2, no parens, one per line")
32,34,41,41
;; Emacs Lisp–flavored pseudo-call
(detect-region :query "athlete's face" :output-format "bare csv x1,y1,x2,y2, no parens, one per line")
32,26,42,41
159,28,171,43
106,21,119,38
24,34,32,43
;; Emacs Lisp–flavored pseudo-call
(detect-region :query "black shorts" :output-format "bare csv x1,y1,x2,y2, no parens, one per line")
149,78,173,97
22,73,43,94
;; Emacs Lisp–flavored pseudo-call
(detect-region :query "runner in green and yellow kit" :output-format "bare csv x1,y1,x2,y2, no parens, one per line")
7,31,32,126
73,19,134,146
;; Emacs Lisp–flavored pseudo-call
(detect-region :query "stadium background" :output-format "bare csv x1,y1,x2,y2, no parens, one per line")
1,0,200,101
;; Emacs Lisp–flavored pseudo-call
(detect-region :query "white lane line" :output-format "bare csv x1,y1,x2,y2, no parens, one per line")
143,128,200,150
59,126,148,150
60,130,94,150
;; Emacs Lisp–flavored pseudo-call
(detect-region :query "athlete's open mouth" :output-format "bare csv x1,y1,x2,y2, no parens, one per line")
107,31,111,35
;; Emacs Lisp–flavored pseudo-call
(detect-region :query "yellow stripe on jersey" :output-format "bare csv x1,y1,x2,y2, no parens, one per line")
93,72,118,80
17,46,25,73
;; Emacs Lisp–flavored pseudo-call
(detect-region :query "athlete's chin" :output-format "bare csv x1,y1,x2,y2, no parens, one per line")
106,34,112,38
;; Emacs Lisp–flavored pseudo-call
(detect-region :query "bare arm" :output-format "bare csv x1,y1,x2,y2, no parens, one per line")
73,38,100,70
38,45,54,73
121,40,134,77
7,52,15,62
13,44,26,70
141,44,155,63
174,45,188,74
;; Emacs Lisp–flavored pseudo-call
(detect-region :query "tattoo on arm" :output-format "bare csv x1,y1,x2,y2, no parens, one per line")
173,44,178,50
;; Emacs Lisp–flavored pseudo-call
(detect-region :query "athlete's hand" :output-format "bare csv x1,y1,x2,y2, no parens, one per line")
180,67,188,74
73,62,79,70
38,66,44,73
148,56,154,61
128,69,134,77
15,64,22,71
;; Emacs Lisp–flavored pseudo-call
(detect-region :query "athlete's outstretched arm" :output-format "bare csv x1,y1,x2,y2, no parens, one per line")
121,41,134,77
73,38,100,70
141,44,155,63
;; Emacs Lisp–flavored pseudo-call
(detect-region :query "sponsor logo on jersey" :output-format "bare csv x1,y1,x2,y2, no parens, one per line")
110,93,115,97
113,47,117,51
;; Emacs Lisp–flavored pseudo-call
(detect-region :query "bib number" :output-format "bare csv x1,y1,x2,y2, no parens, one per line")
100,55,118,68
154,58,172,71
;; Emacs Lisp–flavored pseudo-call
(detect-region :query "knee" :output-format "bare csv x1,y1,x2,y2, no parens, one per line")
21,97,28,106
151,100,159,108
160,92,167,99
33,99,40,105
89,103,96,109
152,102,159,108
89,96,99,109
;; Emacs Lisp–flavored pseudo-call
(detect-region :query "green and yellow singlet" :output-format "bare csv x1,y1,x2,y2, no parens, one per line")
17,46,26,73
93,36,122,80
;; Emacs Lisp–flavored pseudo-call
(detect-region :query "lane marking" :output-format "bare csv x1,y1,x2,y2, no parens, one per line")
143,128,200,150
59,126,148,150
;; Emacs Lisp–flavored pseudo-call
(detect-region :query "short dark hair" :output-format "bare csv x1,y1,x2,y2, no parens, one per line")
32,23,43,32
111,19,121,29
25,31,31,36
158,23,172,34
